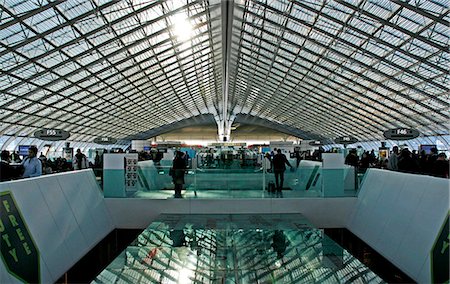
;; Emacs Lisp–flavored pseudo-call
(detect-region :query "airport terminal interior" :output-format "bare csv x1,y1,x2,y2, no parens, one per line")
0,0,449,283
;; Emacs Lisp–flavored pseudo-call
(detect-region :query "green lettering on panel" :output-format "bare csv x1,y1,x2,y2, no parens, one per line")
0,191,40,283
431,212,449,284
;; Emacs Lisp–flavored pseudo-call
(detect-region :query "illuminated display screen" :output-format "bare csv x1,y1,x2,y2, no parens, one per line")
18,145,32,156
419,145,437,155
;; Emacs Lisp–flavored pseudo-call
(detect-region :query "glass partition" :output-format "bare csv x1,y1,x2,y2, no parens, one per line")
103,160,365,199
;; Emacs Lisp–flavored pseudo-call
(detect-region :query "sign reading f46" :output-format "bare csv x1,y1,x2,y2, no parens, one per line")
0,191,40,283
383,128,420,140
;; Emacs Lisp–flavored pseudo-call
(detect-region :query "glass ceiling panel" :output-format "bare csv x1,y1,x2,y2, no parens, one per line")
0,0,447,142
418,0,448,15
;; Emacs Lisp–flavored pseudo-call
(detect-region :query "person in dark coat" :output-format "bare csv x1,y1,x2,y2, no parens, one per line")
426,148,439,174
345,149,359,167
0,150,15,182
169,229,186,247
172,151,187,198
432,153,449,178
398,148,419,174
359,152,371,173
368,149,376,164
295,151,301,167
418,150,428,174
272,149,292,192
272,230,288,259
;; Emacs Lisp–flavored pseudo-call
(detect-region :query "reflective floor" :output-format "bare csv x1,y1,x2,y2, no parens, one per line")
131,189,327,199
93,214,383,283
126,188,358,199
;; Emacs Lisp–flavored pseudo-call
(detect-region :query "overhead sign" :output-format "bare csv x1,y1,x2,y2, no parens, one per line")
334,136,358,145
34,129,69,141
0,191,40,283
209,142,247,147
430,213,449,284
155,142,182,148
383,128,420,140
93,137,117,145
308,141,323,146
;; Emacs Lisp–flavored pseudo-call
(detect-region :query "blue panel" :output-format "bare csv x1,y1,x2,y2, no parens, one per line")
103,169,126,197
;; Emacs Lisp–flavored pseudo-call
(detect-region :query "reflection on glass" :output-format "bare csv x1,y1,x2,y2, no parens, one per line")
93,214,384,284
271,230,288,259
169,229,186,247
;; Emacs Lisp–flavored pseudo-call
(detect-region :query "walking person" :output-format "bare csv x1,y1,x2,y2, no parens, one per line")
263,153,272,173
171,151,186,198
387,146,399,171
72,149,89,170
272,149,292,192
263,152,275,194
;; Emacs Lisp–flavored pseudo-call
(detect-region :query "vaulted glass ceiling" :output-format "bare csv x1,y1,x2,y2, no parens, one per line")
0,0,448,144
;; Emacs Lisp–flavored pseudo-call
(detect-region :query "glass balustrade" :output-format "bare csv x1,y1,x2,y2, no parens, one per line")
103,160,366,198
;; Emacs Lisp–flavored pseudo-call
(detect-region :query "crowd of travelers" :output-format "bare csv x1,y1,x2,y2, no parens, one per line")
0,148,106,182
293,145,448,179
1,144,448,185
344,146,449,178
138,150,163,162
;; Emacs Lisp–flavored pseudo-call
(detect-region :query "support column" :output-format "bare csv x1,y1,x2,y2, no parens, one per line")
218,0,234,142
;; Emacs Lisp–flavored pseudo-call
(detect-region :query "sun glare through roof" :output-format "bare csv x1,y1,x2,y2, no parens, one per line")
173,13,194,42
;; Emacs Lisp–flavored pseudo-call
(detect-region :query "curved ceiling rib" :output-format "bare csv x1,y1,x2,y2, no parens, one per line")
0,0,223,141
228,0,449,142
0,0,447,145
125,113,325,141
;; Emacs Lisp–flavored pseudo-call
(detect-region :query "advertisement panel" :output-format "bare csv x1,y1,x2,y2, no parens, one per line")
0,191,40,283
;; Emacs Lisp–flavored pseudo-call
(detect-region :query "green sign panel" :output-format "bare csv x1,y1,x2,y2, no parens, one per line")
0,191,40,283
431,212,449,284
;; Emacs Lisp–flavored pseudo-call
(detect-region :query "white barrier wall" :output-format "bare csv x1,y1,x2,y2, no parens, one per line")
0,170,113,284
347,169,449,283
2,166,447,283
105,198,357,229
103,153,139,197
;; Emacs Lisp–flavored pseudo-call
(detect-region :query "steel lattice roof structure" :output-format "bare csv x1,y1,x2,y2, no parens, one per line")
0,0,448,146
